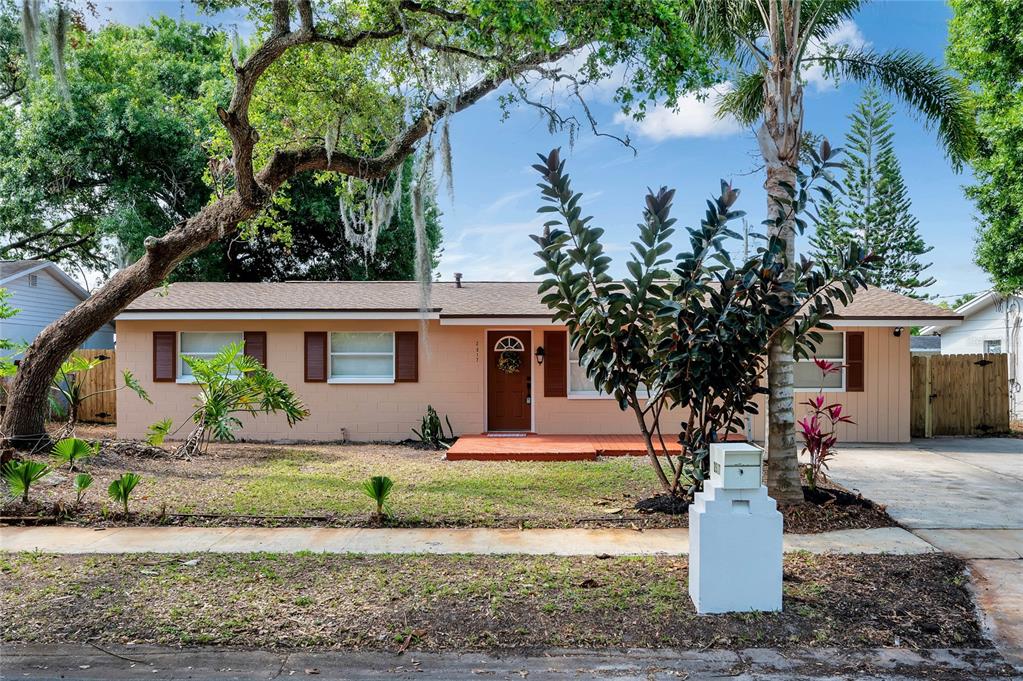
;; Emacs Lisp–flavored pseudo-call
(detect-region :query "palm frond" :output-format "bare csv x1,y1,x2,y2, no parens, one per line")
717,72,764,126
805,47,977,166
801,0,863,44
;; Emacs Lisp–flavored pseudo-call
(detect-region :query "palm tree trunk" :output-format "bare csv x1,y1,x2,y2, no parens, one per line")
757,29,806,503
762,157,804,504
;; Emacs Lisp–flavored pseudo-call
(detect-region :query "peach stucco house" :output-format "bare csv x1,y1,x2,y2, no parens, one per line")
114,280,961,447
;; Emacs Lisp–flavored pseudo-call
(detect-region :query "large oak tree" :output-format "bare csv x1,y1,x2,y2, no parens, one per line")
2,0,716,447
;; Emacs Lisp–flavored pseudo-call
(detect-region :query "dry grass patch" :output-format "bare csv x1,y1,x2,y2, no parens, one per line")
0,552,989,652
8,441,669,528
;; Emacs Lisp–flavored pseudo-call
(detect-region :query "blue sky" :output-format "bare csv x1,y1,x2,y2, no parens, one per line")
95,1,989,301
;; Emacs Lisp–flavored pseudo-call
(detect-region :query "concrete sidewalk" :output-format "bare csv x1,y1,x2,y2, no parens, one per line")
2,643,1016,680
0,525,934,556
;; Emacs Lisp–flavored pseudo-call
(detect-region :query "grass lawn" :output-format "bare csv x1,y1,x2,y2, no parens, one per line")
13,441,670,528
0,552,991,652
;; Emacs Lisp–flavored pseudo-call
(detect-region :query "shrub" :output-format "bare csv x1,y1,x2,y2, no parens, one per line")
51,437,99,472
108,473,142,515
74,473,94,505
2,460,50,504
362,475,394,520
798,359,855,492
530,147,879,498
411,405,455,449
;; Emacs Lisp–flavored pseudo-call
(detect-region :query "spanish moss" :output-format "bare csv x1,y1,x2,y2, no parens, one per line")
20,0,39,79
48,4,68,99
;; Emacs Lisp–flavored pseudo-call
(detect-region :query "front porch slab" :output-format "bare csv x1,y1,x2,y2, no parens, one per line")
445,433,683,461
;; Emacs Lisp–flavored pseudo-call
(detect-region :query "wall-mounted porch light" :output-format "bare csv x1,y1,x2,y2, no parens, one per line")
534,346,545,365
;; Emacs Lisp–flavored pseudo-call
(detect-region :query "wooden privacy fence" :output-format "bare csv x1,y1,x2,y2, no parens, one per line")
911,353,1010,437
72,349,117,424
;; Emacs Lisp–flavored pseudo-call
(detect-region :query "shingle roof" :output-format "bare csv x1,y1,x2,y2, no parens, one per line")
121,280,962,322
0,260,46,278
911,336,942,352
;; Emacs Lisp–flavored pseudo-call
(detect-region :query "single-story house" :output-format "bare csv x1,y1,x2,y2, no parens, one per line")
920,291,1022,420
0,260,115,349
115,280,961,445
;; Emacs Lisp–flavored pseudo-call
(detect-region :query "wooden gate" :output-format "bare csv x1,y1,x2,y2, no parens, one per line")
73,349,117,424
911,353,1010,437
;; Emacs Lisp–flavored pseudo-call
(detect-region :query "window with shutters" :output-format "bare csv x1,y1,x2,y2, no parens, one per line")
329,332,394,383
178,332,243,382
793,331,846,391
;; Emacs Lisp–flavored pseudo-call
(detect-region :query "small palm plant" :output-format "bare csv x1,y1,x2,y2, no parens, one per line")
150,342,309,457
108,473,142,515
51,437,99,472
362,475,394,521
51,355,150,437
2,460,50,504
74,473,94,505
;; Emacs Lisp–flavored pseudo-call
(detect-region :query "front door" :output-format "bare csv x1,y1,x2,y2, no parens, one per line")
487,331,531,431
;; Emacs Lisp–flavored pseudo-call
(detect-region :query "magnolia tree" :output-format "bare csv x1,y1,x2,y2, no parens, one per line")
531,147,879,499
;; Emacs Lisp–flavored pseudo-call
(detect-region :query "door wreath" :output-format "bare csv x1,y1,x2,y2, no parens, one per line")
497,350,522,374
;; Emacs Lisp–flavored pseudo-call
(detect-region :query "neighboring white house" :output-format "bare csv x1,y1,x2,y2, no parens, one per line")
920,291,1022,420
0,260,115,350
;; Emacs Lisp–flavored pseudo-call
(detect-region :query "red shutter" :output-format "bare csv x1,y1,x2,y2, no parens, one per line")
244,331,267,367
304,332,327,382
395,331,418,382
846,331,865,392
544,330,568,397
153,331,176,382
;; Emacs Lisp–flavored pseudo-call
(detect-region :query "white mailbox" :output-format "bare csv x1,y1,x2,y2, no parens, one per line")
709,442,763,490
689,441,781,614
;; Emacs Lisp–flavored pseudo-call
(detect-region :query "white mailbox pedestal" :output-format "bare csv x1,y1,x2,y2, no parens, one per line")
688,442,783,614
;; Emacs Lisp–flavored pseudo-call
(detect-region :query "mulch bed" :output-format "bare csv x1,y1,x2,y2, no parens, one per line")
0,552,998,655
630,480,895,534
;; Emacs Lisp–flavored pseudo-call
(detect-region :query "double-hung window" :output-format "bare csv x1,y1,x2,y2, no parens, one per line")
568,343,605,398
793,331,845,390
329,332,395,383
178,331,243,381
568,341,650,399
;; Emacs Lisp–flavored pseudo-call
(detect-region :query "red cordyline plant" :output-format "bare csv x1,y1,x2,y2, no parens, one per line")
798,359,855,491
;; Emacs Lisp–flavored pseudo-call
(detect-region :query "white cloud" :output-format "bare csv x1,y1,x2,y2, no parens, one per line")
482,188,534,215
613,83,743,141
803,20,870,92
438,219,545,280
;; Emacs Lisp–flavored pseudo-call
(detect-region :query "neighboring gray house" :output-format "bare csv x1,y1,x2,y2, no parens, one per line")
920,290,1022,420
910,335,941,355
0,261,114,350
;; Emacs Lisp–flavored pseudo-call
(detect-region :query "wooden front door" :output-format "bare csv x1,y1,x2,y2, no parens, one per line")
487,331,531,431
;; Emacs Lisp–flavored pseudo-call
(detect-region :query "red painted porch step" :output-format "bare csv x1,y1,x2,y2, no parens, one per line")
445,433,684,462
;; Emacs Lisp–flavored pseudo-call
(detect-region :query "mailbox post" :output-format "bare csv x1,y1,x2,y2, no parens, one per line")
688,442,783,614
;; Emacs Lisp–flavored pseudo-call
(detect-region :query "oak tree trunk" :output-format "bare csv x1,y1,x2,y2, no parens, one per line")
1,192,258,450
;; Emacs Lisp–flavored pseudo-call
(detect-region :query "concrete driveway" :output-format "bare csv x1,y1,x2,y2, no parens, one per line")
828,437,1023,668
827,437,1023,532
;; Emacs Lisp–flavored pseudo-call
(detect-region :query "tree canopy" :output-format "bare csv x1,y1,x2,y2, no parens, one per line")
0,13,223,272
0,10,443,283
948,0,1023,294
